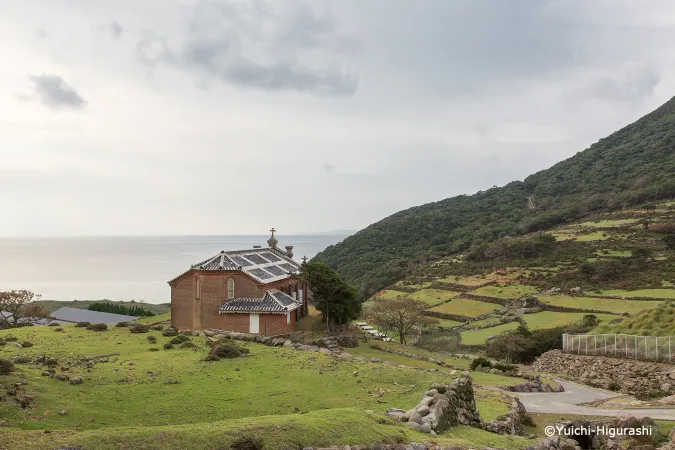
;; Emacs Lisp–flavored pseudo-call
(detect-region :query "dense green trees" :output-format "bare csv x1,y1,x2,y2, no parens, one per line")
88,302,155,317
299,262,361,331
313,96,675,298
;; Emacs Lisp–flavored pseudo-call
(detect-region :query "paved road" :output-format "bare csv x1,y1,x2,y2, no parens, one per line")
515,379,675,420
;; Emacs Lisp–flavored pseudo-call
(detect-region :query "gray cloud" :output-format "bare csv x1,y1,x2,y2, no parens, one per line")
29,75,87,110
136,0,358,96
588,66,661,102
109,21,123,39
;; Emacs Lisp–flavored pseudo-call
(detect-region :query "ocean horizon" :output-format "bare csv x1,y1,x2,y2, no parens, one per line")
0,234,348,304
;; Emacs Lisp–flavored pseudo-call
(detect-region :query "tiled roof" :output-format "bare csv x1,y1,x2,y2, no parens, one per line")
180,247,301,284
218,289,301,314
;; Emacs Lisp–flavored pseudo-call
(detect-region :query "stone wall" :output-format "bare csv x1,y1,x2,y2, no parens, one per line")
386,373,482,434
532,350,675,398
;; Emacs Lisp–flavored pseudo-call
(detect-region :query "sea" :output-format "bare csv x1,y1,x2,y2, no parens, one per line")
0,235,347,304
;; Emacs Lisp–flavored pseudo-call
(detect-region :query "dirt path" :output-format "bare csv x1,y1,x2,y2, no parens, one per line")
515,379,675,420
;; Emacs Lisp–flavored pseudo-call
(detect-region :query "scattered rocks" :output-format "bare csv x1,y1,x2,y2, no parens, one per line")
69,377,83,385
55,374,70,382
504,376,564,393
162,326,178,337
59,410,68,416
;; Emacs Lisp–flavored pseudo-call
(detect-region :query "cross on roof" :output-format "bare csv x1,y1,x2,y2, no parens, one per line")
302,256,308,263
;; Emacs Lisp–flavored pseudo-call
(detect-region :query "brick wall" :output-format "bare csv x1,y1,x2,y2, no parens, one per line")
170,269,302,334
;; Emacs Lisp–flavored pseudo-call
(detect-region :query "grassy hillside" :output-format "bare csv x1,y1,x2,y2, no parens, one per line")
359,204,675,348
314,95,675,298
35,300,170,315
0,324,534,449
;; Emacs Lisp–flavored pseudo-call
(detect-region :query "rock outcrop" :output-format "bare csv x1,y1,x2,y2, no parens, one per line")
533,350,675,399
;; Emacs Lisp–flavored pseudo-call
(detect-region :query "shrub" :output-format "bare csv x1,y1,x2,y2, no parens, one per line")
86,323,108,332
0,340,6,346
493,362,517,372
210,342,250,359
148,348,159,352
469,356,492,371
170,335,191,345
13,356,32,364
21,341,33,348
129,324,150,334
75,322,90,328
48,322,60,327
180,341,198,350
203,354,220,362
147,335,157,344
608,381,622,392
163,343,174,350
162,326,178,337
4,335,18,342
151,324,163,331
230,435,263,450
116,321,129,328
55,327,64,332
0,358,15,375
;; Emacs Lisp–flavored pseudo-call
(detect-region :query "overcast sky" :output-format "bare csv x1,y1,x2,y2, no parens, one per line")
2,0,675,237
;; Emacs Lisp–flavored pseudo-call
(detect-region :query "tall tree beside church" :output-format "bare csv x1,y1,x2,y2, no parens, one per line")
299,262,360,332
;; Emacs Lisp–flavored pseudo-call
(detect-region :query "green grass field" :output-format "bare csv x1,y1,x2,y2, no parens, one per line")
407,288,461,306
593,289,675,299
575,231,610,241
0,326,449,431
594,249,632,257
538,295,662,315
375,289,409,300
428,298,500,318
523,312,617,330
471,284,538,299
395,281,432,290
594,302,675,336
438,275,494,287
581,219,639,228
460,322,521,345
463,317,508,330
426,318,464,329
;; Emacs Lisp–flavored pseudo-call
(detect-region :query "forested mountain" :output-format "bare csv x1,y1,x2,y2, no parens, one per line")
313,96,675,298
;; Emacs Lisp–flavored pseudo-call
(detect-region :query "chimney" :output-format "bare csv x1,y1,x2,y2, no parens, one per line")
285,246,294,259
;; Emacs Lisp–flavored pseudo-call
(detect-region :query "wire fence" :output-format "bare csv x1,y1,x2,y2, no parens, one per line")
562,333,675,363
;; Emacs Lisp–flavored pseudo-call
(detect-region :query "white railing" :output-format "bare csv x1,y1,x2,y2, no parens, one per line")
562,333,675,363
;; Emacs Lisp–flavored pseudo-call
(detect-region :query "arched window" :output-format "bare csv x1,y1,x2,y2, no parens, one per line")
227,278,235,299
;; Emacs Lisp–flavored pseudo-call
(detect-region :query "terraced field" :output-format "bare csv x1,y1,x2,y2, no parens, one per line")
407,288,461,306
538,295,662,315
375,289,409,300
428,298,500,318
438,275,495,287
523,311,617,330
592,289,675,299
471,284,538,299
460,322,521,346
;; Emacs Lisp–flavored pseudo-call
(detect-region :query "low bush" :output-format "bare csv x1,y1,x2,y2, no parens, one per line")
129,324,150,334
4,336,18,342
493,362,517,372
48,322,60,327
170,335,191,345
116,321,129,327
230,435,263,450
151,325,163,331
203,354,220,362
0,358,14,375
147,335,157,344
86,323,108,332
210,342,250,359
75,322,90,328
0,340,6,347
162,326,178,337
21,341,33,348
163,343,174,350
469,356,492,371
608,381,622,392
148,348,159,352
180,341,198,350
55,327,64,332
13,356,32,364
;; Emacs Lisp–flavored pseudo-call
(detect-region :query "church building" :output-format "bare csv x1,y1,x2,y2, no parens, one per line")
168,229,308,335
